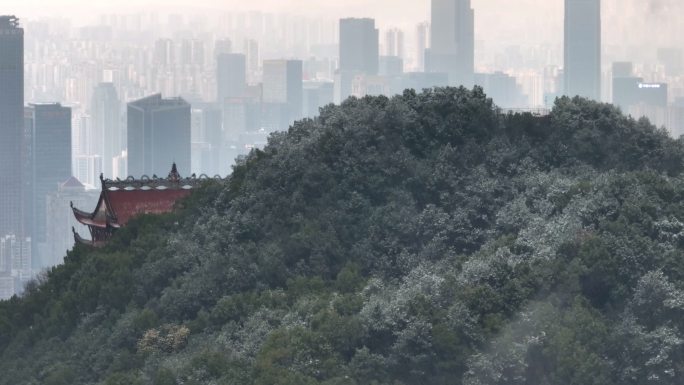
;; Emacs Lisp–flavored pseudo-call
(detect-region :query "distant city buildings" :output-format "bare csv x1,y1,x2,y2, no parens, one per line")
426,0,475,87
564,0,601,100
611,61,672,131
127,94,192,177
90,83,122,179
217,53,247,102
384,28,405,59
25,103,72,269
415,22,430,72
337,18,379,102
475,72,526,109
339,18,379,76
0,234,31,300
0,16,24,240
263,60,303,131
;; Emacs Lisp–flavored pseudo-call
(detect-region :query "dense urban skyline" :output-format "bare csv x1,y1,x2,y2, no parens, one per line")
4,0,683,44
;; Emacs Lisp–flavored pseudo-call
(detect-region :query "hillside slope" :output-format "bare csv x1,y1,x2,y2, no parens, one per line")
2,87,684,384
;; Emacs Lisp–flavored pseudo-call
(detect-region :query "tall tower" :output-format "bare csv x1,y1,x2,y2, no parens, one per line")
426,0,474,87
385,28,405,59
91,83,121,179
564,0,601,100
339,18,379,75
416,22,430,72
337,18,379,102
216,53,247,102
262,60,303,131
127,94,191,178
25,103,72,267
0,16,24,238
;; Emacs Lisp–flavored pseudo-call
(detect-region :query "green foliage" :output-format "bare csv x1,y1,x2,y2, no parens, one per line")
2,88,684,384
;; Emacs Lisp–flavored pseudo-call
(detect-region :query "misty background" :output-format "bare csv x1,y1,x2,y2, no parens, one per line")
6,0,684,48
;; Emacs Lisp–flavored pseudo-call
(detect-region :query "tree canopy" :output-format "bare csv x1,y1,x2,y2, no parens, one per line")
2,87,684,384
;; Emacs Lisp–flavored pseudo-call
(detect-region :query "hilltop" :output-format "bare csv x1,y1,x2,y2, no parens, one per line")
2,87,684,385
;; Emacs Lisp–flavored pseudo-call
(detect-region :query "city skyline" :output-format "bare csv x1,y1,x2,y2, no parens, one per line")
3,0,682,46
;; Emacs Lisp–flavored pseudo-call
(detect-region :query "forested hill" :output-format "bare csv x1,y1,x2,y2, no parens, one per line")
4,87,684,385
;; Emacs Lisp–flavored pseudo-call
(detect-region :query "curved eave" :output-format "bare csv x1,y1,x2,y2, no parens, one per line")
72,205,93,219
73,230,106,248
72,206,108,228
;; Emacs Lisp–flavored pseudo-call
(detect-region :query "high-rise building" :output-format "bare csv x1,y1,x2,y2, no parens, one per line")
564,0,601,100
75,154,103,188
90,83,121,179
180,39,205,68
0,16,24,239
475,72,525,109
244,38,260,83
303,81,334,119
337,18,379,102
0,234,31,299
127,94,191,177
416,22,430,72
384,28,405,59
339,18,379,76
668,98,684,138
25,103,72,266
154,39,175,67
379,56,404,77
217,53,247,102
615,81,668,109
262,60,303,130
426,0,474,87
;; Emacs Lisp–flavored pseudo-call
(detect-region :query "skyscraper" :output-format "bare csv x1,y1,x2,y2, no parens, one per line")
180,39,205,68
262,60,303,131
564,0,601,100
426,0,474,87
127,94,191,178
25,103,72,266
385,28,405,59
91,83,121,179
154,39,175,67
244,39,260,83
339,18,379,75
217,53,247,102
416,22,430,72
337,18,379,103
0,16,24,239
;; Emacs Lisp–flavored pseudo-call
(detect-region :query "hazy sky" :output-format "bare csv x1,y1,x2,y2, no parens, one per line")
3,0,683,50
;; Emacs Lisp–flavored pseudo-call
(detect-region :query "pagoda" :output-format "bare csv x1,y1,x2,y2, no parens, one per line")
72,164,218,247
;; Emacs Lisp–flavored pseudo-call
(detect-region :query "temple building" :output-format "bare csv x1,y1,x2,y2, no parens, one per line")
72,164,212,247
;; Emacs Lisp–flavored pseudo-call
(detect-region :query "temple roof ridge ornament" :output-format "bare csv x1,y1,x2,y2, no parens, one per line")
99,164,226,191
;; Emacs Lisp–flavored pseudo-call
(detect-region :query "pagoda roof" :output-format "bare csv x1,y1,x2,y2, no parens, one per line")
72,164,226,244
72,228,106,248
105,188,193,225
72,184,194,229
72,204,108,228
